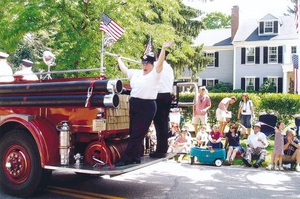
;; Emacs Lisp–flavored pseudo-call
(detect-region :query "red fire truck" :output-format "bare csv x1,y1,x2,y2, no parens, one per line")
0,53,197,197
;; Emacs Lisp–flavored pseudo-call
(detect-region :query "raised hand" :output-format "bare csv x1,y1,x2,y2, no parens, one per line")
162,41,175,49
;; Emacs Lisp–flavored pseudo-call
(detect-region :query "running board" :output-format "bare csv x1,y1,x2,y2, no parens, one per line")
44,153,176,177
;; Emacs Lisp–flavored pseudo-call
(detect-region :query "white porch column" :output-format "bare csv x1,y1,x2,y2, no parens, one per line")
283,70,288,94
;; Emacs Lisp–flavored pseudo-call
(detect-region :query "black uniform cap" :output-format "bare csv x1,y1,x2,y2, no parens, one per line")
140,55,155,64
157,49,170,58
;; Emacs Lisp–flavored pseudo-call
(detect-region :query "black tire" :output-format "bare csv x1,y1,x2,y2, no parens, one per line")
0,130,50,197
190,156,195,165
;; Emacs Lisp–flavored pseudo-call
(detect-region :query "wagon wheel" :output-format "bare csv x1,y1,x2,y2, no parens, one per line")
214,159,223,167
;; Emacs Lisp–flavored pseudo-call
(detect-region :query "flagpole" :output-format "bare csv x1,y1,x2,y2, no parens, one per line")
100,8,105,77
297,0,300,94
101,31,104,76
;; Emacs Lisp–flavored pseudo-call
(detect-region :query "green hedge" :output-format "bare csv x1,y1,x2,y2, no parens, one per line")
179,92,300,128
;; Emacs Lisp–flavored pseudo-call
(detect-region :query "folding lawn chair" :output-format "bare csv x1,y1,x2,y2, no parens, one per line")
259,114,277,145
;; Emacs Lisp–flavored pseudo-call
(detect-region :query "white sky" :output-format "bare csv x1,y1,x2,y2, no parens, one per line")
183,0,295,21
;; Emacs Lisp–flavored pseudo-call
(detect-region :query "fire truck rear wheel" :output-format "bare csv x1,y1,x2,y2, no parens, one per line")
0,130,49,197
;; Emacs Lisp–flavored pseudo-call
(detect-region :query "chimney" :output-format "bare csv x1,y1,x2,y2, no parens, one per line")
231,5,239,41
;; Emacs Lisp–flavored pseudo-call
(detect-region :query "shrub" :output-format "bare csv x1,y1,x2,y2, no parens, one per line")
259,79,276,93
232,89,245,93
209,81,233,93
258,93,300,125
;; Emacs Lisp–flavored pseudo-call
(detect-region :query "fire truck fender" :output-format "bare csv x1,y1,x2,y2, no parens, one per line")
0,115,59,167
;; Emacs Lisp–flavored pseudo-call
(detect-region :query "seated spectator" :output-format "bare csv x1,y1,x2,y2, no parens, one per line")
168,129,192,163
148,121,157,152
167,122,180,146
196,125,208,147
182,125,192,139
283,129,300,172
145,121,156,154
242,123,268,168
224,122,246,165
169,107,182,128
207,124,223,149
168,126,179,138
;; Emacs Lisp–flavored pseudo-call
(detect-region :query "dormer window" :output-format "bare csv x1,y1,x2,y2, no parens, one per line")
258,14,281,36
265,22,273,33
259,21,279,35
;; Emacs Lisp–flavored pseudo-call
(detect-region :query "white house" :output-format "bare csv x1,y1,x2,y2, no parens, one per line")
187,6,298,93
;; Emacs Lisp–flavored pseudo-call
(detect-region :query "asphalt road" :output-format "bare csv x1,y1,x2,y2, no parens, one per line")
1,159,300,199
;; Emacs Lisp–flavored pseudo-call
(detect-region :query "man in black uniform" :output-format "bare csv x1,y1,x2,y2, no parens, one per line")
150,49,174,158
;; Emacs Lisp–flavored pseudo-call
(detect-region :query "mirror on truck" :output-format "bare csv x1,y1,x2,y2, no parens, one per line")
171,82,199,108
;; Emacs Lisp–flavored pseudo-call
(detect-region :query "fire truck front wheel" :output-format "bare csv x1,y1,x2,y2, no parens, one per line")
0,130,48,197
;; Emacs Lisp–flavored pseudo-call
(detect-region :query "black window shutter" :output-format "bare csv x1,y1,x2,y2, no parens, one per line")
255,47,260,64
278,77,283,93
274,21,278,33
255,77,260,91
241,48,246,64
263,47,268,64
259,22,264,34
214,52,219,67
278,46,283,63
202,79,206,86
241,78,245,91
214,79,219,86
263,77,268,83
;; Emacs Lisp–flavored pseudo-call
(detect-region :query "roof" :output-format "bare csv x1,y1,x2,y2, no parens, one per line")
192,14,297,47
192,28,232,47
260,13,280,21
233,15,297,42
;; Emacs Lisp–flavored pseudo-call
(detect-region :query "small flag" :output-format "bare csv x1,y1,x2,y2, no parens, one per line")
296,0,299,33
100,12,125,42
252,119,274,129
143,36,154,58
293,54,299,94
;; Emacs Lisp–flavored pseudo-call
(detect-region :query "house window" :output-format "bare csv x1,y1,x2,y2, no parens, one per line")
269,47,277,63
206,53,215,67
206,79,214,87
246,48,255,64
265,21,273,33
246,78,255,92
292,46,297,54
268,77,278,92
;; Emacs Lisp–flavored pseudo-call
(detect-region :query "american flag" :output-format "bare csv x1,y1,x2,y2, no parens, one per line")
296,0,300,33
293,54,299,94
143,36,154,56
252,119,275,129
100,12,125,42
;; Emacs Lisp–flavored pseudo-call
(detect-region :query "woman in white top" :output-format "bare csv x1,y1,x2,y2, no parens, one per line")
115,41,174,166
238,93,254,138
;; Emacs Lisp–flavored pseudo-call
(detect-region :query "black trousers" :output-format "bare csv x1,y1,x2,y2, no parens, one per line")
153,93,173,153
122,97,156,163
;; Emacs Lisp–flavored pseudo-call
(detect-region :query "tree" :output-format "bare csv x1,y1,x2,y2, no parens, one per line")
183,44,211,81
0,0,207,79
202,12,231,29
286,0,297,15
